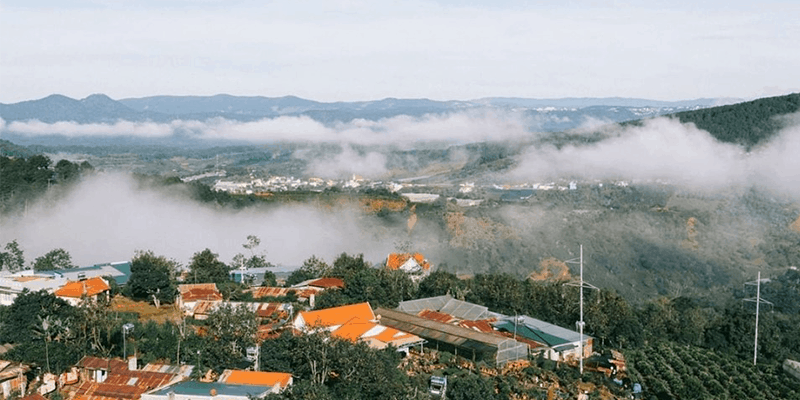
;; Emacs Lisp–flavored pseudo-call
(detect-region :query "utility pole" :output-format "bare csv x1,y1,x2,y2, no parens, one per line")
565,245,598,375
744,271,773,366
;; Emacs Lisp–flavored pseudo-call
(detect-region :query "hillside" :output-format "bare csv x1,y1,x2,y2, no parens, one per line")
673,92,800,149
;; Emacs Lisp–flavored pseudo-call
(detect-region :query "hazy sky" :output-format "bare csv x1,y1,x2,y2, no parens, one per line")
1,0,798,103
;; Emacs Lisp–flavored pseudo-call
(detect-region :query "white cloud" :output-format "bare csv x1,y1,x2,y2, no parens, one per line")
2,109,532,145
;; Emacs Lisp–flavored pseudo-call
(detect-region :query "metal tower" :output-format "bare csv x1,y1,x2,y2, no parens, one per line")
564,245,598,374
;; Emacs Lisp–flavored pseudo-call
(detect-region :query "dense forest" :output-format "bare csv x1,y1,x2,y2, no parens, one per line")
673,93,800,149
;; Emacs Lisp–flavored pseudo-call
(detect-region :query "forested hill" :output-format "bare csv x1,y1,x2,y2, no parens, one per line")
673,92,800,149
0,139,35,158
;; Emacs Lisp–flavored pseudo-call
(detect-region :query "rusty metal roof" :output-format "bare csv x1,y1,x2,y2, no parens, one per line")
375,307,516,351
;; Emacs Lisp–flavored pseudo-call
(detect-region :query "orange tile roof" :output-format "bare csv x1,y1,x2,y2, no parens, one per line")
386,253,431,271
330,318,422,349
55,277,110,298
298,302,375,329
219,370,292,387
330,318,375,341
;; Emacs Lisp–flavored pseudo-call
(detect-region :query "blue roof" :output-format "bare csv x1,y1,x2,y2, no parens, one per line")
51,261,132,285
150,381,272,397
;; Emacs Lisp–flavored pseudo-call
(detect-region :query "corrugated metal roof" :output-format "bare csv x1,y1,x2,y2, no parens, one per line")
308,277,344,289
397,295,453,314
417,309,455,323
376,308,518,353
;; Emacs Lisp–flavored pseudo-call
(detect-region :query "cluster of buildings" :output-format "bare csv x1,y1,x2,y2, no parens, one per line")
0,262,129,306
0,250,602,400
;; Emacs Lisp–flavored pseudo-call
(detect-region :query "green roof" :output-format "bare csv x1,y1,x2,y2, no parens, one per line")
494,321,571,347
150,381,272,397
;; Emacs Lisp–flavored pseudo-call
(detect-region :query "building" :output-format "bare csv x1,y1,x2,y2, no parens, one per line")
0,261,130,306
54,277,111,306
395,295,592,363
386,253,432,281
493,315,592,362
0,360,30,399
292,302,424,353
288,277,345,307
0,271,66,306
217,370,292,393
176,284,223,315
70,356,191,400
141,381,275,400
293,302,375,332
228,267,273,287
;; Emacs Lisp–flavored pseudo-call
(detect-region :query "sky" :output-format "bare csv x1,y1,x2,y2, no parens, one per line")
1,0,798,103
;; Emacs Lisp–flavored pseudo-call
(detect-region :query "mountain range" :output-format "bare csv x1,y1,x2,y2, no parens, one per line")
0,93,727,131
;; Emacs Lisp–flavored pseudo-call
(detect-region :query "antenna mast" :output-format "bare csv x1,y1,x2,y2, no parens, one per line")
564,245,598,375
744,271,773,366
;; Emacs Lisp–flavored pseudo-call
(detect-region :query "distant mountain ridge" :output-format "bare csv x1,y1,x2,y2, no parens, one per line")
0,93,723,129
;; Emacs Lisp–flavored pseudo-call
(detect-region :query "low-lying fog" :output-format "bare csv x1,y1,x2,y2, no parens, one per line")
0,174,399,269
2,110,800,272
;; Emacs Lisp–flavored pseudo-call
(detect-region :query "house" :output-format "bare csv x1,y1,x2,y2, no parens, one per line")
493,315,592,362
0,360,30,399
55,262,132,286
375,307,528,366
292,302,424,354
288,277,345,307
386,253,432,281
396,295,591,363
0,261,130,306
176,284,223,315
71,356,191,400
54,277,110,306
330,317,425,354
217,370,292,393
140,381,275,400
292,302,375,332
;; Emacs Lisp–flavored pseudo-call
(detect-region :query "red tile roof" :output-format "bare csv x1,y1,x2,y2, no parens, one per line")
54,277,110,298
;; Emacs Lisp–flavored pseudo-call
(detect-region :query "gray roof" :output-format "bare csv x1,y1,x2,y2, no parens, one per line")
398,295,501,321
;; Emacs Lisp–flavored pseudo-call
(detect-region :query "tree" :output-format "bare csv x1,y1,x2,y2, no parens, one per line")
286,255,331,286
33,248,75,271
127,250,178,307
187,248,229,284
0,240,25,272
0,290,83,373
54,159,79,182
230,235,274,281
193,303,258,372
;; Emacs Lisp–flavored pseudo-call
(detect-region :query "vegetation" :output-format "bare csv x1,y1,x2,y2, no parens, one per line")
0,153,92,213
126,250,179,307
673,93,800,149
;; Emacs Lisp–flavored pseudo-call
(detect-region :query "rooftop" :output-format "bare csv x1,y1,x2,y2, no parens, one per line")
148,381,272,397
54,277,110,298
297,302,375,329
218,370,291,387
